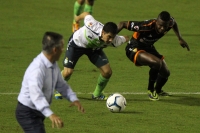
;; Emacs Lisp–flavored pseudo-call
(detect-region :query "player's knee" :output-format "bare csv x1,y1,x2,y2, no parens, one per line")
77,0,85,5
162,61,170,77
102,69,112,78
63,68,73,78
160,70,170,78
150,59,162,70
159,65,170,78
166,69,170,77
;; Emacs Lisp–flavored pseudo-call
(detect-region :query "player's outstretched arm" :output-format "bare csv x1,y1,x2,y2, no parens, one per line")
172,21,190,51
75,12,91,23
123,35,130,42
117,21,128,33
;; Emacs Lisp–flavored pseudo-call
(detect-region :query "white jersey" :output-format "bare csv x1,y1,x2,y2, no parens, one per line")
73,15,126,48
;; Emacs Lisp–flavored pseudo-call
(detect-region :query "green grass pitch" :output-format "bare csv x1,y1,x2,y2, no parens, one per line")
0,0,200,132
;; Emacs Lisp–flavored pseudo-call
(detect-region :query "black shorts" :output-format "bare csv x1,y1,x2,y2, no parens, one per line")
63,36,109,69
125,38,163,65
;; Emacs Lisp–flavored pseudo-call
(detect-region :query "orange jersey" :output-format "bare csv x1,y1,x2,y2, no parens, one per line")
126,17,175,45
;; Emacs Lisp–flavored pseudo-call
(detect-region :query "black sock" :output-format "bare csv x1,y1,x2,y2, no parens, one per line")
155,74,168,93
148,68,159,92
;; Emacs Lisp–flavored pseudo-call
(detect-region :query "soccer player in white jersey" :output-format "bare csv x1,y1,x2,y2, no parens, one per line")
55,12,129,100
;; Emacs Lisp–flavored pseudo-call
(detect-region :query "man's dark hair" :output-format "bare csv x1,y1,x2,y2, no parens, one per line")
158,11,171,21
42,31,63,53
103,22,118,35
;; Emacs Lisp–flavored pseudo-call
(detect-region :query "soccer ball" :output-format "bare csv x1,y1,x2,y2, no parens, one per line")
106,93,127,113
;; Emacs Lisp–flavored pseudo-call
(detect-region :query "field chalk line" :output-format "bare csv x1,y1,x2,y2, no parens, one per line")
1,92,200,95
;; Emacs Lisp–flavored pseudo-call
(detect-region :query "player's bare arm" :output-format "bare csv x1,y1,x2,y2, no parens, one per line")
172,21,190,51
123,35,130,42
117,21,128,33
75,12,90,23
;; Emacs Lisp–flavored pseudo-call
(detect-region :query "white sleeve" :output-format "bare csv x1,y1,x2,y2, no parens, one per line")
55,71,79,102
112,35,126,47
84,15,102,31
84,15,96,25
28,68,53,117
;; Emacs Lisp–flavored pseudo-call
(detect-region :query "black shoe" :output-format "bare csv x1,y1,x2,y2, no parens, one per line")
158,90,172,96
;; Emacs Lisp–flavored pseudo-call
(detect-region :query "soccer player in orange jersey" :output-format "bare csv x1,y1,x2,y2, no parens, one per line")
117,11,190,101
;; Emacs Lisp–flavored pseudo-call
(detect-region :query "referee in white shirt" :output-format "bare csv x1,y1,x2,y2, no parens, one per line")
15,31,84,133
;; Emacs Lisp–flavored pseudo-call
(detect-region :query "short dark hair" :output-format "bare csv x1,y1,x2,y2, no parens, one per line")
42,31,63,53
103,22,118,35
158,11,171,21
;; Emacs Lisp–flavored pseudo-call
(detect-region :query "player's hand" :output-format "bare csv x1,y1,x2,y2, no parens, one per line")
49,114,64,128
179,38,190,51
69,100,85,113
124,35,130,42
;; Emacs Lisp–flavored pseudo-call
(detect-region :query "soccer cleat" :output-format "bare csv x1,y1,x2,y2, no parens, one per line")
72,23,80,32
92,94,108,100
55,91,63,99
157,90,172,97
148,90,159,101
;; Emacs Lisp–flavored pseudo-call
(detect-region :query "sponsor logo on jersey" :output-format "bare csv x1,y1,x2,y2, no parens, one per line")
133,48,138,52
129,48,133,51
64,57,68,64
88,22,93,27
134,26,139,31
69,60,74,64
128,48,137,53
64,58,74,65
131,22,134,30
